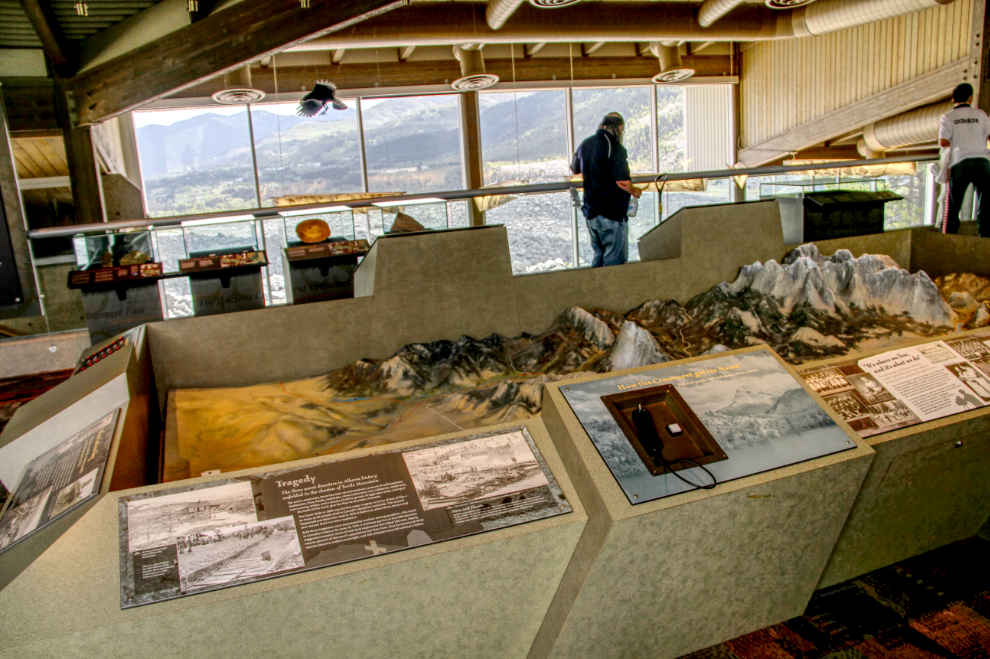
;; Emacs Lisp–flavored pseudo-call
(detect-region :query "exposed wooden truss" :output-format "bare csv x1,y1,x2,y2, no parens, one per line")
175,55,735,98
581,41,606,57
524,42,547,58
398,46,416,62
69,0,406,125
18,0,74,74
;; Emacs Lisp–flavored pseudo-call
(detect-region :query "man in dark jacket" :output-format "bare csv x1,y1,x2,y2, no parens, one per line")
571,112,642,267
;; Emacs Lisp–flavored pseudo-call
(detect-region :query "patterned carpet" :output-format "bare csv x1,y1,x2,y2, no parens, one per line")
683,537,990,659
0,369,74,508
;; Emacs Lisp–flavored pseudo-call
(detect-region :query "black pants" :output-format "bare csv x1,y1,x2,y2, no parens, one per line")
944,157,990,236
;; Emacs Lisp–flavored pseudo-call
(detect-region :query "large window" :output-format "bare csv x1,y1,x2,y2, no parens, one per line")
480,91,573,274
249,101,362,207
134,107,257,217
363,95,464,194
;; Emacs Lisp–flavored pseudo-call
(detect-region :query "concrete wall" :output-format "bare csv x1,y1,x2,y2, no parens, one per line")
145,206,990,406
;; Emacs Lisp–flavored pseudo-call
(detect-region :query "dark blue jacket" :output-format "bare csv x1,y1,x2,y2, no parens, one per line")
571,129,631,222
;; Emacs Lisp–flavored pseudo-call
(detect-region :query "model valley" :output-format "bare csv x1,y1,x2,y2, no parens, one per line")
167,244,990,480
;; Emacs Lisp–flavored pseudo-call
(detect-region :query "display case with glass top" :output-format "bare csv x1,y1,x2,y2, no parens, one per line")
278,206,369,305
372,198,449,234
67,230,165,343
174,216,269,317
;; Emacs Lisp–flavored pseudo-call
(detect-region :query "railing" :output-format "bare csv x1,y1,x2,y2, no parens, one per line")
26,155,936,240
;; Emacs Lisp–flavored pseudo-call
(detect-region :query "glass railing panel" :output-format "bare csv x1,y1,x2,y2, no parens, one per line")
489,192,574,274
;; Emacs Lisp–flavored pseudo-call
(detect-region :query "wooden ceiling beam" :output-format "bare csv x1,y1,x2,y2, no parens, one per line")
175,55,735,97
738,58,968,167
331,49,346,64
581,41,606,57
68,0,405,126
398,45,416,62
18,0,75,75
523,42,546,58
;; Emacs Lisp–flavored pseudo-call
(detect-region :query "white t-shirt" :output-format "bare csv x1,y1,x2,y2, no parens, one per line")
938,104,990,167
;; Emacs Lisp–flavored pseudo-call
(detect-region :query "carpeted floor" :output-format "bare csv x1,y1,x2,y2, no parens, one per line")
0,368,74,508
682,537,990,659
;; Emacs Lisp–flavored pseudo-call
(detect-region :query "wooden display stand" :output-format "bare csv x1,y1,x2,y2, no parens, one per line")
530,347,875,659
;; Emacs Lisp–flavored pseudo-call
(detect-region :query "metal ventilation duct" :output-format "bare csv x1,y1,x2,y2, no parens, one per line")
861,99,953,153
650,41,694,83
293,0,958,48
451,44,500,91
211,66,265,104
792,0,952,37
486,0,580,30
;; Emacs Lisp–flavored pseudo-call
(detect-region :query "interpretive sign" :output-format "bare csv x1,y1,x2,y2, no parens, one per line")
799,332,990,438
118,427,570,608
562,350,854,504
0,410,118,554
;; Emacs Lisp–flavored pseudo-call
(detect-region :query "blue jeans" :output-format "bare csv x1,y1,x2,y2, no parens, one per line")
586,215,628,267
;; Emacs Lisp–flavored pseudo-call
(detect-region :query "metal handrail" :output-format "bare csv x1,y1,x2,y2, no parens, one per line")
27,154,935,240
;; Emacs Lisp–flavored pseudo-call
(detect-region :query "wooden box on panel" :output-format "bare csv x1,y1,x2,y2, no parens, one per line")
0,419,587,659
530,347,874,659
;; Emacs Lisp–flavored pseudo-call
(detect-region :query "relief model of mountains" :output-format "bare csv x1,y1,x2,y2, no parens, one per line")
170,244,973,480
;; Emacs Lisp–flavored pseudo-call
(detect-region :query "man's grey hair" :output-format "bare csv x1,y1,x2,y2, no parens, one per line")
599,112,625,143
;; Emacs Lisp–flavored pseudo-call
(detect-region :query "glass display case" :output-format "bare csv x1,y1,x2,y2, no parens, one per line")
72,230,155,270
181,216,260,259
371,198,449,234
279,206,356,245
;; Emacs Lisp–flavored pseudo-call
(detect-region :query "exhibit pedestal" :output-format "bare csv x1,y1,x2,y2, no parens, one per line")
0,419,587,658
78,282,164,344
188,270,266,317
801,330,990,589
281,243,364,305
530,348,874,659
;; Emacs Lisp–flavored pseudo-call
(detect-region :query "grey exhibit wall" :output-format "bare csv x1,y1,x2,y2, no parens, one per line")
146,202,990,404
0,419,588,658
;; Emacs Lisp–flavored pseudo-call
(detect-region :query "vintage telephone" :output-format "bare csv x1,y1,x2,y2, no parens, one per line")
631,403,717,490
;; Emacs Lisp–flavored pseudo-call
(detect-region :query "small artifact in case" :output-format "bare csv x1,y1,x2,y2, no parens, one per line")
601,384,728,476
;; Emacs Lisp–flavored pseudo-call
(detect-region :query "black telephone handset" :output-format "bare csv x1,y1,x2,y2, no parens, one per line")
632,404,664,462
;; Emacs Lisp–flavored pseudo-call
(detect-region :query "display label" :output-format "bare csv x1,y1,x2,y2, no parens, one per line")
67,263,164,288
799,332,990,437
178,251,267,273
0,410,118,554
118,427,570,608
284,239,370,262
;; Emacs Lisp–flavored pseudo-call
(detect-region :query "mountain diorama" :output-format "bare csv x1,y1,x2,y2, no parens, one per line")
170,245,969,480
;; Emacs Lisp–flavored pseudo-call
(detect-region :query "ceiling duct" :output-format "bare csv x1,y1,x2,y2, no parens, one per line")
486,0,580,30
291,0,958,49
650,41,694,83
861,99,952,155
452,44,500,91
792,0,952,37
211,66,265,104
699,0,816,28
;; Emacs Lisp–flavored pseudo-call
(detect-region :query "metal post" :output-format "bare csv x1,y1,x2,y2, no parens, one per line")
356,97,370,194
565,86,579,267
650,83,661,224
245,104,263,208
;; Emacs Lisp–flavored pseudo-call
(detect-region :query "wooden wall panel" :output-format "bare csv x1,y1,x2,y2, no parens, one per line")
740,0,974,149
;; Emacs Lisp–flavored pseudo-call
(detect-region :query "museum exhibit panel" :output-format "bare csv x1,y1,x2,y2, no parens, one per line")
2,0,990,654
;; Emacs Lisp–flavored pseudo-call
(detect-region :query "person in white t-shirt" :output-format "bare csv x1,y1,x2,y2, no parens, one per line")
938,83,990,236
